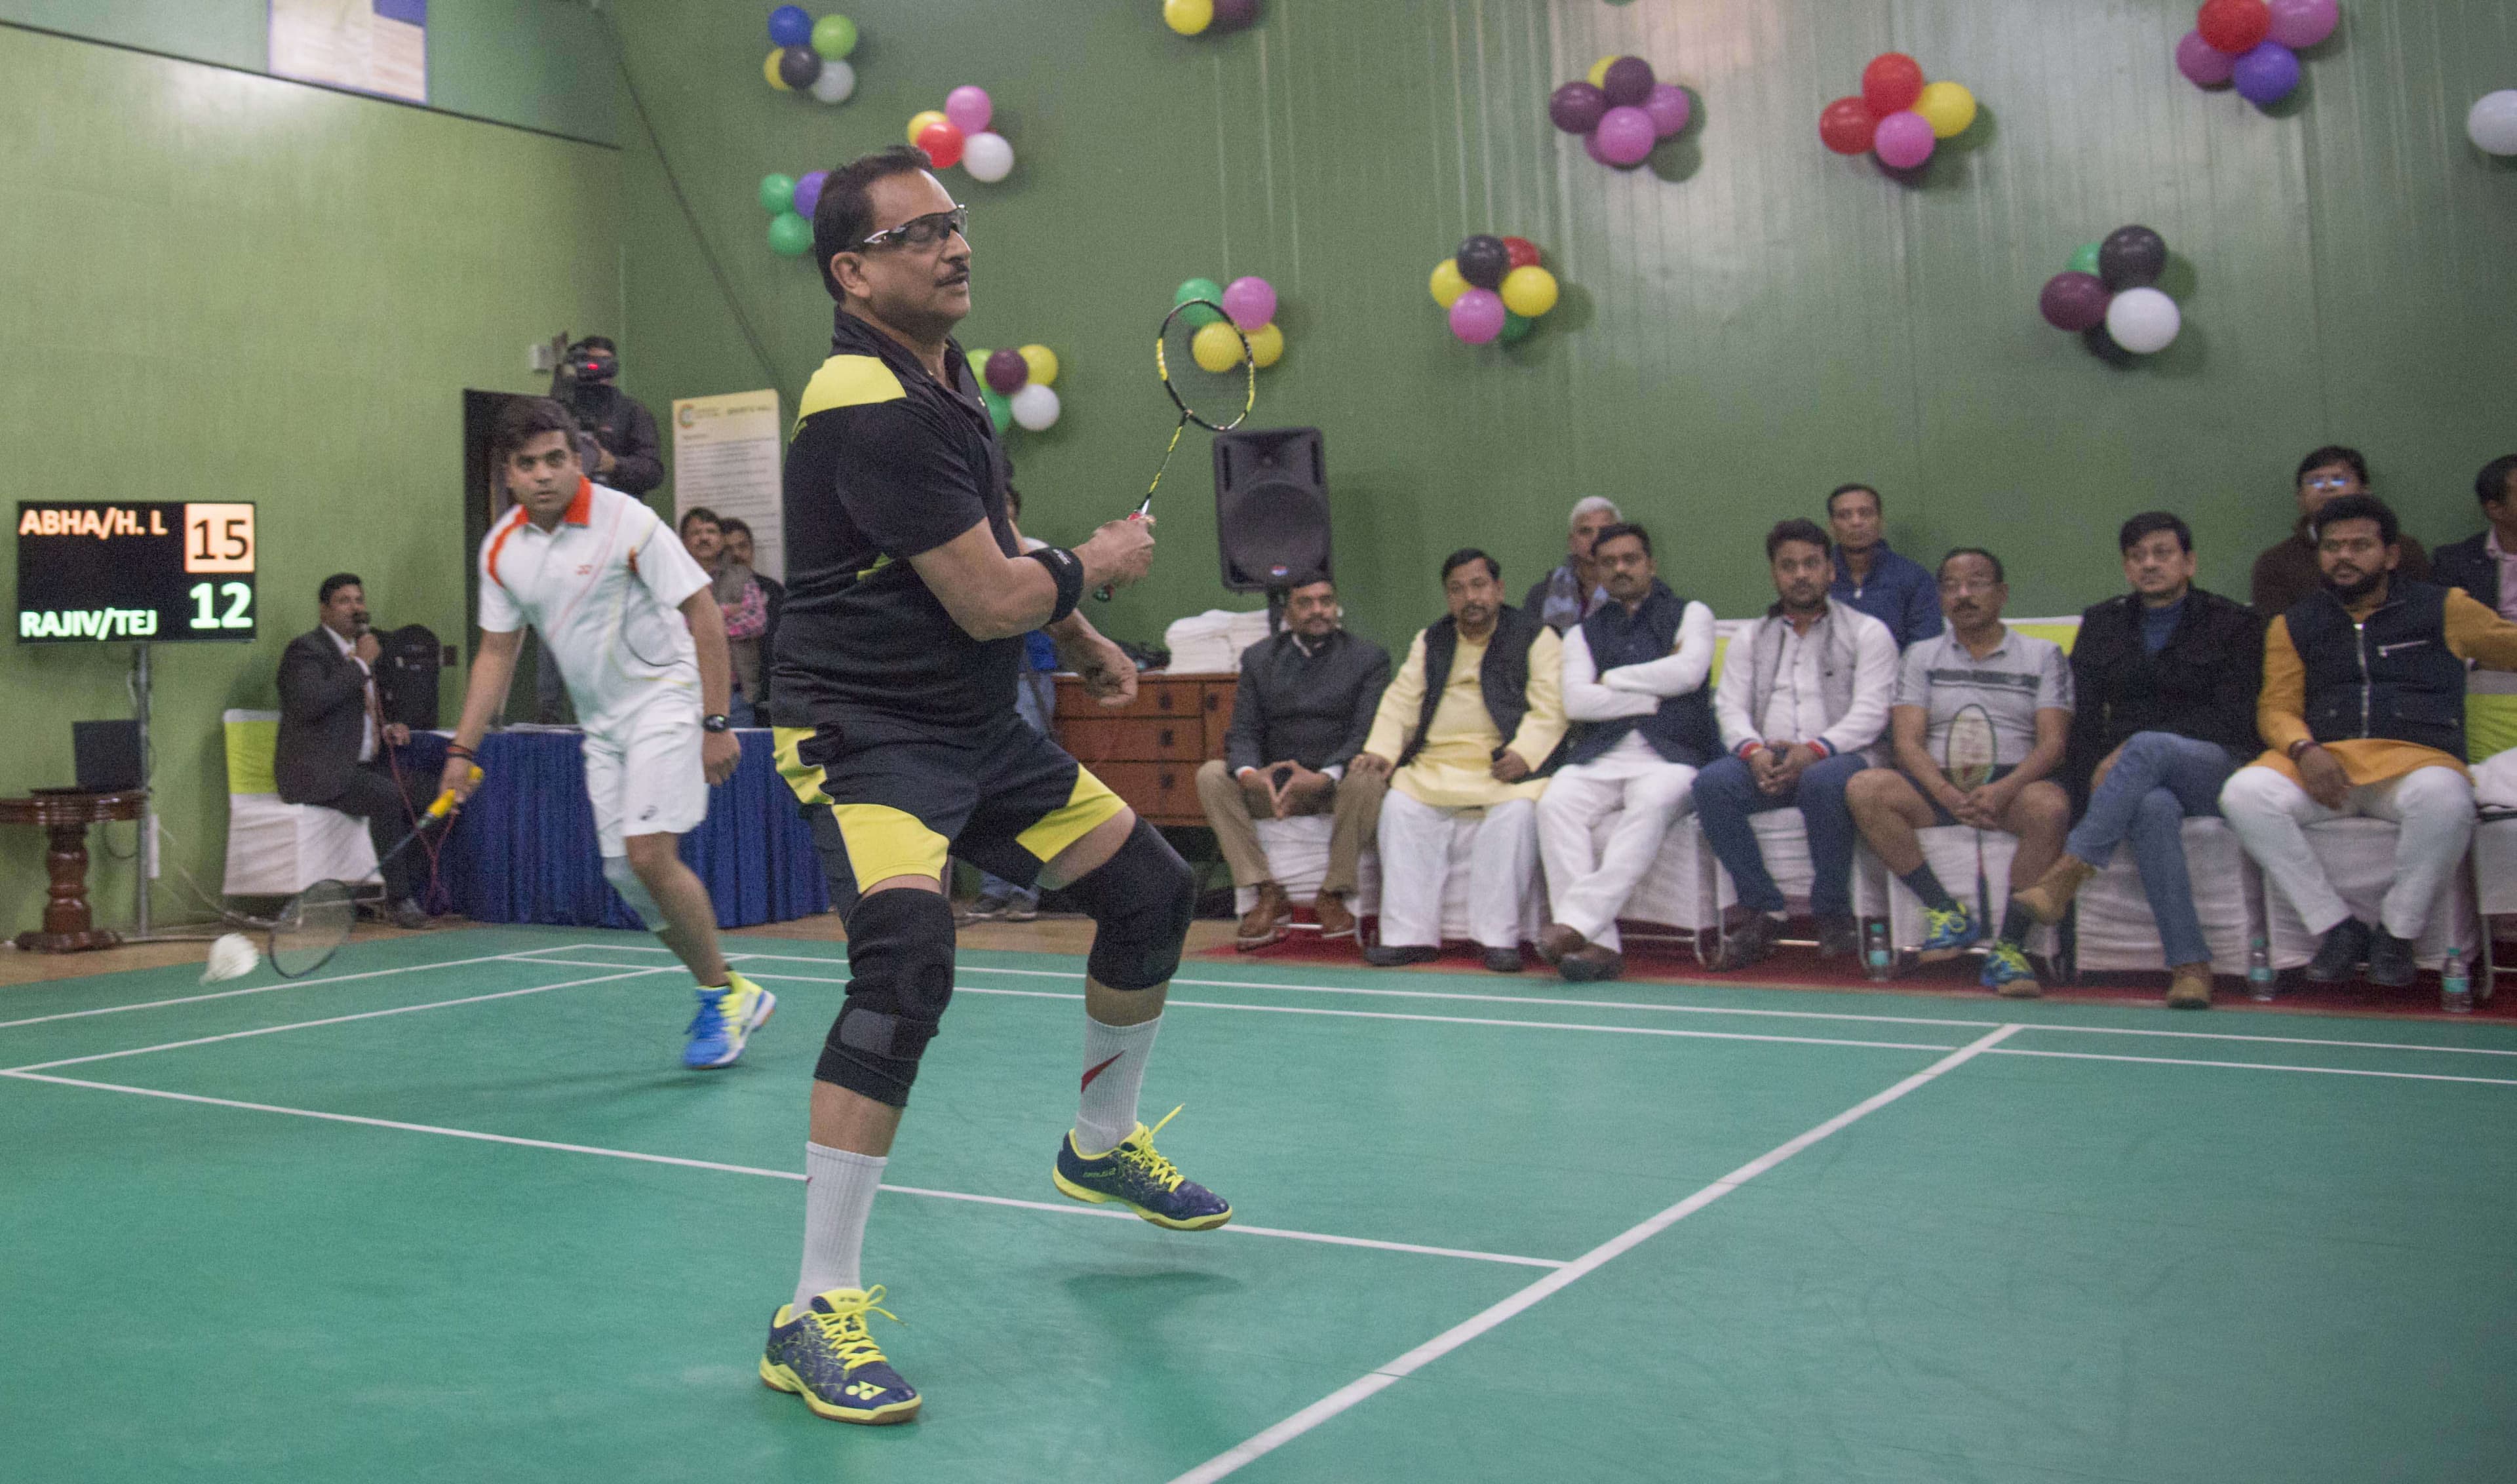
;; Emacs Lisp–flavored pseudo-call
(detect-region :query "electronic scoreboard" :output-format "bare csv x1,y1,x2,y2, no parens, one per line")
15,502,258,644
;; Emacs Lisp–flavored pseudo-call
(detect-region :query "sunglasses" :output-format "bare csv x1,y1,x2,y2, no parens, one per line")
855,205,969,252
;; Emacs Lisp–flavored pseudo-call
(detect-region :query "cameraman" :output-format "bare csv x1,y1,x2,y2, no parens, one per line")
275,574,433,929
553,336,663,496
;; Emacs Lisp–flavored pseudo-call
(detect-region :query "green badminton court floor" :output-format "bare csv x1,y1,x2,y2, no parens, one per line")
4,926,2514,1481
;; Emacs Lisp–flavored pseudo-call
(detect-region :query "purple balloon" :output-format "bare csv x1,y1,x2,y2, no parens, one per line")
1872,109,1936,169
1549,80,1607,135
1599,56,1655,108
2176,30,2237,87
1220,275,1276,333
1212,0,1260,27
1448,287,1506,345
792,168,829,218
2267,0,2337,49
1642,83,1691,138
1591,105,1656,166
2232,41,2299,106
984,348,1029,395
944,86,992,135
2039,272,2111,333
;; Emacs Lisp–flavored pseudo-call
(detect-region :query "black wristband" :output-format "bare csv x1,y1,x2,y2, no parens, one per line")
1023,546,1085,624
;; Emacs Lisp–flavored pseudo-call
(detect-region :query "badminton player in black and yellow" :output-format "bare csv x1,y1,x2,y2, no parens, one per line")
756,147,1230,1426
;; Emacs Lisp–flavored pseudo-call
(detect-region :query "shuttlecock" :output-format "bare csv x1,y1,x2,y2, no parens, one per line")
202,933,260,984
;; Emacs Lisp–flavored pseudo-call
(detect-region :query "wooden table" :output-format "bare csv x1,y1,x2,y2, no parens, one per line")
1052,671,1236,826
0,789,146,952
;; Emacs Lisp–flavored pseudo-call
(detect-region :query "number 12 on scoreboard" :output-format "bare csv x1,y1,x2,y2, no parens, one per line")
188,581,253,631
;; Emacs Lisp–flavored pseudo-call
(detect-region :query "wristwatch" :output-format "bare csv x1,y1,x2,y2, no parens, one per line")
701,714,732,733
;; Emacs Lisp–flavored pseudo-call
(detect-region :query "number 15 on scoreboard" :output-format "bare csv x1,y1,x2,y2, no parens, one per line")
184,503,255,572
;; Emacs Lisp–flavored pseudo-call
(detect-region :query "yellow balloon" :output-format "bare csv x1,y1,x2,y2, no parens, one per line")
1019,343,1059,387
1500,265,1559,319
1428,258,1468,309
1247,322,1284,369
907,109,948,147
1586,55,1616,89
1190,320,1247,373
764,49,792,92
1913,80,1977,139
1163,0,1214,35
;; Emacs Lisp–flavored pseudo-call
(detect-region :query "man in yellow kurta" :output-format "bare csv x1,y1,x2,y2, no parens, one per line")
2220,495,2517,986
1350,549,1567,972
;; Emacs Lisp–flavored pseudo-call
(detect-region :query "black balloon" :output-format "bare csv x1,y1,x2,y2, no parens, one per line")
1212,0,1260,28
777,45,823,90
2098,224,2168,291
1455,234,1510,291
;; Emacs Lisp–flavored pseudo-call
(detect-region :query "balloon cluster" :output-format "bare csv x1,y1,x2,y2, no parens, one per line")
1547,56,1690,168
764,7,858,106
760,170,819,257
2037,226,2183,356
1819,53,1976,169
2176,0,2336,107
1160,0,1259,36
1171,277,1287,372
905,87,1015,184
1427,235,1560,346
966,343,1063,436
2472,91,2517,156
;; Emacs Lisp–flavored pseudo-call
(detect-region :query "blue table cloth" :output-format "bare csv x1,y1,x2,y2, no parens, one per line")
400,730,829,929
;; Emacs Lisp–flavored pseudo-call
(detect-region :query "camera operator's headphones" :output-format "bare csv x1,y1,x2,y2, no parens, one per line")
565,338,619,383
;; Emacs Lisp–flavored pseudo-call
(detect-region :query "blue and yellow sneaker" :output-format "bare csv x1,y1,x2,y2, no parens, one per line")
1980,941,2043,998
760,1285,920,1425
684,971,775,1070
1052,1106,1232,1231
1915,903,1981,963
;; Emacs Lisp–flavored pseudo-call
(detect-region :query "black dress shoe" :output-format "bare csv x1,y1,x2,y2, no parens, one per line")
2366,927,2417,988
1711,912,1781,971
2305,918,2371,983
1481,947,1525,974
391,898,433,931
1362,943,1441,967
1815,914,1863,959
1559,945,1624,983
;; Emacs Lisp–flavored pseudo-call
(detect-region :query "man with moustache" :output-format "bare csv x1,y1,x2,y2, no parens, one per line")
2249,446,2430,617
275,573,433,929
1825,483,1942,650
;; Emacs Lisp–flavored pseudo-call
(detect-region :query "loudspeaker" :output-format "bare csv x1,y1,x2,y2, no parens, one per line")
72,720,142,792
1213,426,1330,593
378,623,443,730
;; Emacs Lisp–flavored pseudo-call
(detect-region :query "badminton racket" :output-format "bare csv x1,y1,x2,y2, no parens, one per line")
1092,298,1255,602
1943,703,1999,933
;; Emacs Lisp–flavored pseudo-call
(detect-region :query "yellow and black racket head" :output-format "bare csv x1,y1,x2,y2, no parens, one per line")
1156,299,1256,435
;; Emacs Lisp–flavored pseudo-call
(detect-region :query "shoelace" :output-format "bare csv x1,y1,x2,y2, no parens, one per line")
1116,1105,1190,1193
810,1286,903,1373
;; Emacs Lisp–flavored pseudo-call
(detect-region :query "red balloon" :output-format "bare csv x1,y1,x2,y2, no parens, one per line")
1818,96,1878,155
915,120,966,170
1860,52,1925,114
1502,236,1540,269
2196,0,2271,54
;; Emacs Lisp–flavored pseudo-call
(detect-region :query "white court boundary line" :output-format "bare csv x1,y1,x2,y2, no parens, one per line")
1167,1024,2026,1484
0,946,618,1030
0,1070,1562,1270
1984,1046,2517,1088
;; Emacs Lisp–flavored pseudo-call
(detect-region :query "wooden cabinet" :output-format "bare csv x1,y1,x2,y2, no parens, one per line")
1053,671,1236,825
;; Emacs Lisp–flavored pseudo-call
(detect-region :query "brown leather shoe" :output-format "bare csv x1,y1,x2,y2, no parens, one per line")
1236,881,1292,950
1536,923,1586,965
2012,854,2098,926
1559,944,1624,983
1314,891,1357,941
2166,962,2213,1009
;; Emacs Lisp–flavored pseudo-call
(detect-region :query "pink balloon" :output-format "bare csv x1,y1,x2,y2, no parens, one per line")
1583,128,1615,166
1871,109,1936,169
1220,275,1276,333
1591,105,1656,166
1448,287,1506,344
1642,82,1691,138
944,85,993,134
2266,0,2337,49
2176,30,2237,87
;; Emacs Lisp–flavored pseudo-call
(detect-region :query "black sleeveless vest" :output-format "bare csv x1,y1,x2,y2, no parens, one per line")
2282,579,2467,757
1565,582,1719,768
1398,605,1561,773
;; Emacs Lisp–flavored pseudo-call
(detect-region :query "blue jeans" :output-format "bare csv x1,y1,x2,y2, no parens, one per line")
2065,731,2235,969
1691,751,1869,917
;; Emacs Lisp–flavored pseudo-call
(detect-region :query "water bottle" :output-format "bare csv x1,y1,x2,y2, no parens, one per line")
2246,936,2276,1003
1864,918,1893,981
2442,948,2473,1015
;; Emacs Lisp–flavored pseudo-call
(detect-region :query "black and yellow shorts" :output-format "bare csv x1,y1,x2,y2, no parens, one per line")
774,712,1128,910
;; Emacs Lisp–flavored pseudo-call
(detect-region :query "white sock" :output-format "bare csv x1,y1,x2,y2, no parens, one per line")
1072,1014,1161,1157
791,1141,884,1314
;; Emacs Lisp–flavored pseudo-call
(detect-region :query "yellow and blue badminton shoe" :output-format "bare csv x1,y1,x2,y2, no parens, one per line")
1916,903,1981,962
684,971,775,1070
1979,941,2043,998
1052,1105,1232,1231
761,1285,920,1425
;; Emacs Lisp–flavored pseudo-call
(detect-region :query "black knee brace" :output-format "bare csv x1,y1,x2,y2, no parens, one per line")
815,888,957,1107
1060,818,1195,991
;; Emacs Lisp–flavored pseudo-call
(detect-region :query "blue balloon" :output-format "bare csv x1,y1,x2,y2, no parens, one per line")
768,5,812,48
2232,41,2300,107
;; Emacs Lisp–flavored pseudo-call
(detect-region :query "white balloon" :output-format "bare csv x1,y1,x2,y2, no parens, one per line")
2105,286,2181,355
963,130,1015,184
1009,383,1061,431
810,60,855,105
2468,90,2517,156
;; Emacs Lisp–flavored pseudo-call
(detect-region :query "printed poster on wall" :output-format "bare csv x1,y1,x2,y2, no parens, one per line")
671,390,785,582
269,0,427,105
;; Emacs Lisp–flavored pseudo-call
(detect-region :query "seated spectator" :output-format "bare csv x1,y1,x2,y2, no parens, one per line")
1354,551,1565,973
2431,453,2516,620
1534,523,1717,983
2010,513,2263,1008
720,517,786,720
2220,495,2517,985
2250,445,2430,615
1825,482,1941,649
1846,549,2074,996
1694,519,1897,970
680,507,768,726
1193,577,1392,948
1523,496,1620,632
275,574,433,929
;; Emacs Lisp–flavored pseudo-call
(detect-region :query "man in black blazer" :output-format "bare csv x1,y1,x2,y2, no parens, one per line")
2432,454,2516,619
275,574,431,928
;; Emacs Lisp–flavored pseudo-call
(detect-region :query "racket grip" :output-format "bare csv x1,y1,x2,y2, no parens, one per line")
1094,508,1152,602
427,765,484,818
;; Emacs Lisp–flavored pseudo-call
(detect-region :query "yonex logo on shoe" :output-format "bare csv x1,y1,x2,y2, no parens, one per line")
844,1382,887,1400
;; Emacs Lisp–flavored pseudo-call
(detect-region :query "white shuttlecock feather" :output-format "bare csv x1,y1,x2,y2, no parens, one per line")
202,932,261,984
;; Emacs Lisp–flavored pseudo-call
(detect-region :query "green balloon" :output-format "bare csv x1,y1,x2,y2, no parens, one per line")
1498,311,1534,343
2068,242,2101,277
1174,277,1225,327
768,210,813,257
966,348,992,382
811,14,857,59
981,386,1013,435
760,172,796,215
